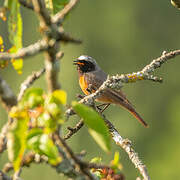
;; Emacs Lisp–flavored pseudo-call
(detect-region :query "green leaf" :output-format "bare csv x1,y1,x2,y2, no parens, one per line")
45,0,53,14
26,128,44,152
0,36,9,68
22,88,44,108
6,0,23,74
90,157,102,164
72,102,111,152
7,108,29,171
52,0,69,14
37,112,57,133
45,0,69,14
27,133,61,165
47,90,67,105
111,151,122,172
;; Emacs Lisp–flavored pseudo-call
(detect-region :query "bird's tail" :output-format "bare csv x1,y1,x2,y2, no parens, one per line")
108,90,149,128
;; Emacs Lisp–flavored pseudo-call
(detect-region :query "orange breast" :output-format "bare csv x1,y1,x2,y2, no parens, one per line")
79,76,89,95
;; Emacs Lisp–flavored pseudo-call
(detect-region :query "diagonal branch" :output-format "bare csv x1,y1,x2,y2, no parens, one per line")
64,119,84,140
18,68,45,101
52,0,79,24
0,170,11,180
104,117,150,180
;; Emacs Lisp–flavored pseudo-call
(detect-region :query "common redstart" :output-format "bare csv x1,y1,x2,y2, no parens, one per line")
73,55,148,127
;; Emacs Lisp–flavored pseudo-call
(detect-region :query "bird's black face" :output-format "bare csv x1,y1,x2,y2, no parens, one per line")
73,59,96,73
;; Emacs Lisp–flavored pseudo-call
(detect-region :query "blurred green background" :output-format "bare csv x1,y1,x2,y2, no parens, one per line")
0,0,180,179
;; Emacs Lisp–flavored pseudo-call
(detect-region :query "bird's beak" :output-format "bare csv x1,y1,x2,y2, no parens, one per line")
73,60,78,65
73,60,84,65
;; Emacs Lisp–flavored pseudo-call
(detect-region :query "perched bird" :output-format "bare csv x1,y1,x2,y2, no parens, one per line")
73,55,148,127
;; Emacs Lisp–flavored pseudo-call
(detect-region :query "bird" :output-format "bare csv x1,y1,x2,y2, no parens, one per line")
73,55,148,127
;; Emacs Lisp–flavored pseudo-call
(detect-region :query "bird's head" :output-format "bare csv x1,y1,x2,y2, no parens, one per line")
73,55,99,73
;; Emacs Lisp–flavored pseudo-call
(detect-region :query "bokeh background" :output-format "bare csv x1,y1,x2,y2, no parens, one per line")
0,0,180,179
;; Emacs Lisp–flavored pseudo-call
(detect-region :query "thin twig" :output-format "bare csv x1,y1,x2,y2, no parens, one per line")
52,0,79,24
64,120,84,140
0,118,13,154
18,68,45,101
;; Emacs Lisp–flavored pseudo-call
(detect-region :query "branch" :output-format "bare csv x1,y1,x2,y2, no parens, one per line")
18,68,45,101
52,0,79,24
0,40,48,61
0,171,11,180
66,49,180,117
54,133,96,180
0,74,17,111
32,0,61,92
0,118,13,154
104,117,150,180
64,120,84,140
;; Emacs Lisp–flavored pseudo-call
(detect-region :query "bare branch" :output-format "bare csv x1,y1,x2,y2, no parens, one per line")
0,170,11,180
18,68,45,101
0,75,17,111
64,120,84,140
0,40,48,61
52,0,79,24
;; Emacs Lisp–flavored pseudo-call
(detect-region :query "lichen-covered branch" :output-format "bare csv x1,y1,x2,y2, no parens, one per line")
66,49,180,117
104,118,150,180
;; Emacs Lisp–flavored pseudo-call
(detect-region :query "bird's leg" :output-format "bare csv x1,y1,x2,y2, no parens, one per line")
96,103,110,113
100,103,110,113
86,84,94,94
